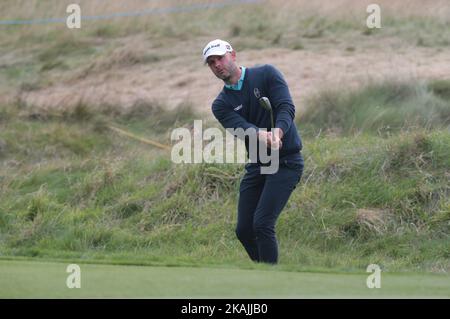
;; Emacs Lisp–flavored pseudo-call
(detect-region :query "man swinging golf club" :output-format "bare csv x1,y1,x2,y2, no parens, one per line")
203,39,304,264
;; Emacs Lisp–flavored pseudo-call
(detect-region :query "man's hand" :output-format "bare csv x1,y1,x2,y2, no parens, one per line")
269,128,283,150
272,128,284,140
258,128,283,150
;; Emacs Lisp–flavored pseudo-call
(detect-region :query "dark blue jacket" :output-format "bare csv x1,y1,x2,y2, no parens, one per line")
212,64,303,163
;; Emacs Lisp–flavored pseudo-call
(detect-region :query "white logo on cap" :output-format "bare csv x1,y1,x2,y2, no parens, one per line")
203,39,233,62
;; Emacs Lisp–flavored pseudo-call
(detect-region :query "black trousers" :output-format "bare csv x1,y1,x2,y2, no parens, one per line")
236,154,304,264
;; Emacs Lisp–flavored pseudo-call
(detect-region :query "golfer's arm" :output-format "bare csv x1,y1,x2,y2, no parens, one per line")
265,65,295,135
212,103,259,138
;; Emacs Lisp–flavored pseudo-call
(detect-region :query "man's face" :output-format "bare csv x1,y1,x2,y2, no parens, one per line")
206,52,237,82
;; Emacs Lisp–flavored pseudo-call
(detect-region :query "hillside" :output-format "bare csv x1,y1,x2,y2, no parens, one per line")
0,0,449,276
1,80,449,272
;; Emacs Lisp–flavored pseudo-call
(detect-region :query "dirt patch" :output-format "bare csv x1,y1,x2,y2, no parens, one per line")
18,41,450,117
356,208,390,234
4,0,449,116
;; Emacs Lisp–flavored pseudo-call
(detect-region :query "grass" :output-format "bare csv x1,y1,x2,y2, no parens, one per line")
0,0,449,98
1,2,448,51
1,80,449,275
1,259,449,298
300,80,450,136
0,1,449,296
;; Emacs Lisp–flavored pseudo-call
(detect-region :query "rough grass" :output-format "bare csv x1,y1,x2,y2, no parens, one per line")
1,0,449,88
2,0,449,47
1,84,449,273
1,130,448,272
1,2,449,274
300,80,450,136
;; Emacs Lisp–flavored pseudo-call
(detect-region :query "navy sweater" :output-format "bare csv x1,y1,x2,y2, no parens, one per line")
212,64,303,162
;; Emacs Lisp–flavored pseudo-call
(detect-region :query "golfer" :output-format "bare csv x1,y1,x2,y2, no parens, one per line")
203,39,304,264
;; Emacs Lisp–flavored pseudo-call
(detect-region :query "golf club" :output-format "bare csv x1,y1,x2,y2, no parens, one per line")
258,96,282,150
258,96,274,129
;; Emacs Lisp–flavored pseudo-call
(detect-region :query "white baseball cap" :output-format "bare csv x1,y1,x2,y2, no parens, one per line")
202,39,233,64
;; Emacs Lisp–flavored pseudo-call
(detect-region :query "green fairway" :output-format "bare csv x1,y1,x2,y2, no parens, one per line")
0,260,448,298
2,1,450,304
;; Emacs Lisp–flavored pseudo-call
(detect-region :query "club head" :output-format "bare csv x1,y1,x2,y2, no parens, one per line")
259,97,274,128
258,97,272,112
